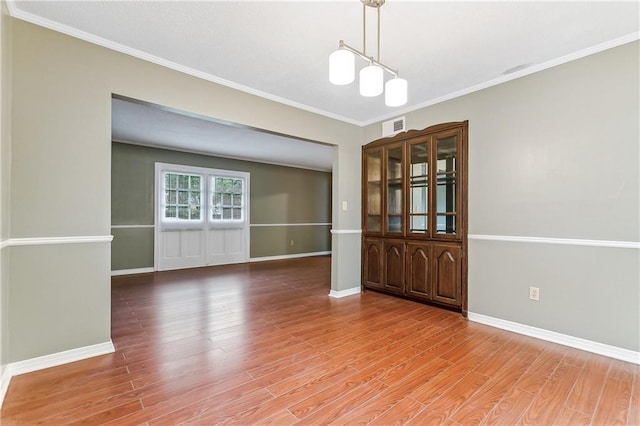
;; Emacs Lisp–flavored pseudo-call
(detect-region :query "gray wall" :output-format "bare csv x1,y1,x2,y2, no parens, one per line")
8,18,361,363
111,142,332,270
365,41,640,352
0,2,11,376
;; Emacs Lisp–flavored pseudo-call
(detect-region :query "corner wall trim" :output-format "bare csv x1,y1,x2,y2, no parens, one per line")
468,312,640,365
468,234,640,249
328,287,361,298
111,267,155,276
0,366,11,410
330,229,362,234
6,235,114,247
250,251,331,263
0,340,116,408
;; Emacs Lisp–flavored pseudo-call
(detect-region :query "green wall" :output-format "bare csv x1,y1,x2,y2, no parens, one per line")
111,142,332,270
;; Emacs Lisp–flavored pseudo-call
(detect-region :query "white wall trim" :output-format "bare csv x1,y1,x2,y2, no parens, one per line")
361,32,640,126
330,229,362,234
0,341,116,407
7,0,638,127
111,267,155,276
250,223,331,227
0,239,9,250
8,341,116,376
5,235,114,247
111,224,155,229
250,251,331,263
5,2,362,127
468,234,640,249
0,366,11,409
328,286,361,298
468,312,640,365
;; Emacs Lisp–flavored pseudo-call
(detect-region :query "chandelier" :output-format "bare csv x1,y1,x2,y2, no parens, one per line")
329,0,407,107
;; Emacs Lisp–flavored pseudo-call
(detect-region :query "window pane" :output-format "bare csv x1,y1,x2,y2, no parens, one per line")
165,206,176,218
233,179,242,194
167,174,177,189
178,190,189,204
222,193,231,206
178,206,189,219
232,195,241,207
190,192,200,205
190,176,201,190
191,206,201,220
222,207,232,219
232,208,241,220
178,175,189,189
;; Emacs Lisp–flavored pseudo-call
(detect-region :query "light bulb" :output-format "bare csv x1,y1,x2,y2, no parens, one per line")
359,65,383,97
385,77,408,107
329,49,355,85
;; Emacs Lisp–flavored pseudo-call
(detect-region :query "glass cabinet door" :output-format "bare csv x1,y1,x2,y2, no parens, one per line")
434,133,459,237
408,139,429,234
386,145,403,233
364,149,382,232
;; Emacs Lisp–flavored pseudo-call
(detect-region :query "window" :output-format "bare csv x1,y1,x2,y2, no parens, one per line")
158,164,248,229
211,176,244,221
163,172,202,221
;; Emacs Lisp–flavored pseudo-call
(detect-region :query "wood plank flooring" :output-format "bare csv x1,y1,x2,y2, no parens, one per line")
1,256,638,425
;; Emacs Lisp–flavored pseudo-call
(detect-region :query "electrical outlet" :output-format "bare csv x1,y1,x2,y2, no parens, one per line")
529,286,540,301
290,240,294,246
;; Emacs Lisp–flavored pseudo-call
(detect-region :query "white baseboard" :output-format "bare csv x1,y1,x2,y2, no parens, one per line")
0,365,10,409
250,251,331,262
0,340,115,408
9,340,116,376
328,286,361,298
111,267,155,276
468,312,640,365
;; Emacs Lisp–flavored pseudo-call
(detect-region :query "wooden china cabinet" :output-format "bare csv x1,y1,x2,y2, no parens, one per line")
361,121,468,315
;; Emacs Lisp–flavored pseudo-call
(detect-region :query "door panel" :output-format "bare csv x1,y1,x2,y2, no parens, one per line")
363,238,383,289
406,243,431,300
432,245,461,306
155,163,250,271
208,228,246,265
158,229,206,271
384,241,405,293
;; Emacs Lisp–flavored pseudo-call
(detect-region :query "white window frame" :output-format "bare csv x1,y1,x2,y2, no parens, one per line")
155,163,250,231
161,170,204,225
209,171,249,229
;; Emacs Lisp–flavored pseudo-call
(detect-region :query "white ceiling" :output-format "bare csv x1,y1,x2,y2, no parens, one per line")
9,1,639,171
111,97,335,171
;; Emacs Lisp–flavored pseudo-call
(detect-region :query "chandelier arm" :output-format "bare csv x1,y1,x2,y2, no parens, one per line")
339,41,398,77
363,2,366,57
377,5,380,62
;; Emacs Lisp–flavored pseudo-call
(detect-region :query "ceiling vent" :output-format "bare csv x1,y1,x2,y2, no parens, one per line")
382,116,405,137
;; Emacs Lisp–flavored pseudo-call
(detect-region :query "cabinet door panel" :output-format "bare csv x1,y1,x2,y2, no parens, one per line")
432,245,462,306
363,239,383,289
363,149,383,234
384,241,405,293
406,243,431,300
385,144,404,235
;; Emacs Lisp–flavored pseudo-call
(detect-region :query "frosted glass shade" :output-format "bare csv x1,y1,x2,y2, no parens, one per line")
385,77,408,107
359,65,383,97
329,49,355,85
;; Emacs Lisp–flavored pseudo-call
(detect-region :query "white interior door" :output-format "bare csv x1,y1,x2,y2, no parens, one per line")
155,163,250,271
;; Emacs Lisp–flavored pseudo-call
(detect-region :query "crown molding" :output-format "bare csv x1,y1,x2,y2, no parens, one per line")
7,2,639,128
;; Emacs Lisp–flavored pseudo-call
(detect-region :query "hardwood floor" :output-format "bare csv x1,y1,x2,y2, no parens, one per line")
1,256,638,425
